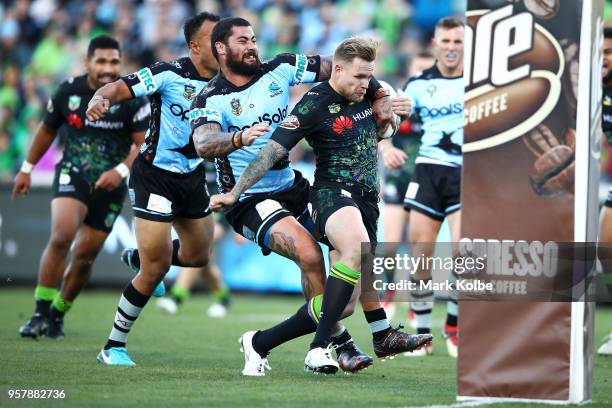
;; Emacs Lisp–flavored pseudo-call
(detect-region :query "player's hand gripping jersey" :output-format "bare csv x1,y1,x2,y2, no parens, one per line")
44,74,149,184
402,64,463,167
271,81,379,193
122,57,211,173
189,53,320,196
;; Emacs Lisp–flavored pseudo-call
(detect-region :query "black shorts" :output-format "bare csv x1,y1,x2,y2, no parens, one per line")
403,162,461,221
606,189,612,208
225,171,312,254
310,183,380,245
129,156,211,222
52,165,126,233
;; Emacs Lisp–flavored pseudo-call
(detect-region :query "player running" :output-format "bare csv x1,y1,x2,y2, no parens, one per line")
210,35,432,374
401,17,464,358
86,12,222,366
13,35,149,340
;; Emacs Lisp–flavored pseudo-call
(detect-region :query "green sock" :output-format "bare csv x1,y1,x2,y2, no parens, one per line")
34,285,58,301
52,294,73,314
171,285,190,303
213,287,230,304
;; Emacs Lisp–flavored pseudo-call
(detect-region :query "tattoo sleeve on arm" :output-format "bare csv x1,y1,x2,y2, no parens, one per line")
318,56,333,81
231,140,289,197
193,122,237,160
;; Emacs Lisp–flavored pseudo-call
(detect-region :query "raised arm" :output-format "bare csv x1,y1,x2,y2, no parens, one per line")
317,56,333,81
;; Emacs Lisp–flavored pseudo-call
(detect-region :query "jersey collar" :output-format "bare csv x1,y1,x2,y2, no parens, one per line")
184,57,213,81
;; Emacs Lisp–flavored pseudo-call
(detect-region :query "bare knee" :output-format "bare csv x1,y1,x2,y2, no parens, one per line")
47,232,74,254
181,252,210,268
337,244,363,271
297,245,324,273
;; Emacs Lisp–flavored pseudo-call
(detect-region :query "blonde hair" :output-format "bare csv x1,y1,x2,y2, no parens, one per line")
334,36,379,64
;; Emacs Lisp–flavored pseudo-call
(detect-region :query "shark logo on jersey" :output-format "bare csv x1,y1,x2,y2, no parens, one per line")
268,81,283,97
68,95,81,111
183,84,196,101
231,98,243,116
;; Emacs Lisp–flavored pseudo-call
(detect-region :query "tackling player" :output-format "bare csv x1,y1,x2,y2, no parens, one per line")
13,36,149,340
86,12,223,366
401,17,464,358
191,17,383,375
210,35,432,374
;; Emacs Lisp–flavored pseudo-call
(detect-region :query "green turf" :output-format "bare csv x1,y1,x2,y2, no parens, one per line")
0,289,611,407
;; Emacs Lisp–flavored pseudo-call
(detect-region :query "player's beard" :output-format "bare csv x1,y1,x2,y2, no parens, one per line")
604,68,612,85
226,48,260,76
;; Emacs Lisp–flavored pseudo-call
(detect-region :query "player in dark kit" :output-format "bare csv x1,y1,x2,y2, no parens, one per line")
597,27,612,356
211,36,432,373
13,36,149,340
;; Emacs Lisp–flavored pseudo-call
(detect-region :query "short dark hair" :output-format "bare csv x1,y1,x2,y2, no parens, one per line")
210,17,252,61
435,16,465,32
334,37,379,64
183,11,220,45
605,27,612,40
87,35,121,59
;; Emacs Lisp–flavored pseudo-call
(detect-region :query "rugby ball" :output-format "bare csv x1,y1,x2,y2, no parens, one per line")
378,80,402,139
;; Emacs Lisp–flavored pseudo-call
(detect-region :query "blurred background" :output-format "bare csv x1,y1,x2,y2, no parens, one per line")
1,0,611,292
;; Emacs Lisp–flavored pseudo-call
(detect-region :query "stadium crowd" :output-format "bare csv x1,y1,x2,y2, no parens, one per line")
0,0,465,181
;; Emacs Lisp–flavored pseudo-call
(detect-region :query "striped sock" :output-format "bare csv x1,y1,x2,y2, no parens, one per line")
104,283,150,350
310,263,360,349
446,299,458,328
411,278,433,334
364,308,391,341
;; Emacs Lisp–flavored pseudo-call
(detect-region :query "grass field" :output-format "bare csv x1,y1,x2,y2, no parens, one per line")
1,289,611,408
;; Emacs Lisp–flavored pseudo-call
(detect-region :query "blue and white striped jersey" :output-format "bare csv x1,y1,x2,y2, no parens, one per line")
402,64,464,167
122,57,211,173
190,53,320,196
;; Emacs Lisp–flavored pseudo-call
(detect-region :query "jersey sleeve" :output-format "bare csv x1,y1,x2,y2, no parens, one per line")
42,82,66,130
270,94,319,151
189,91,224,134
128,97,151,133
121,61,174,98
270,53,321,85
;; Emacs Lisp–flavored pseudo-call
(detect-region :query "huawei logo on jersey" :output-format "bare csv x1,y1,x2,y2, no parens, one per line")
332,116,353,135
68,113,83,129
